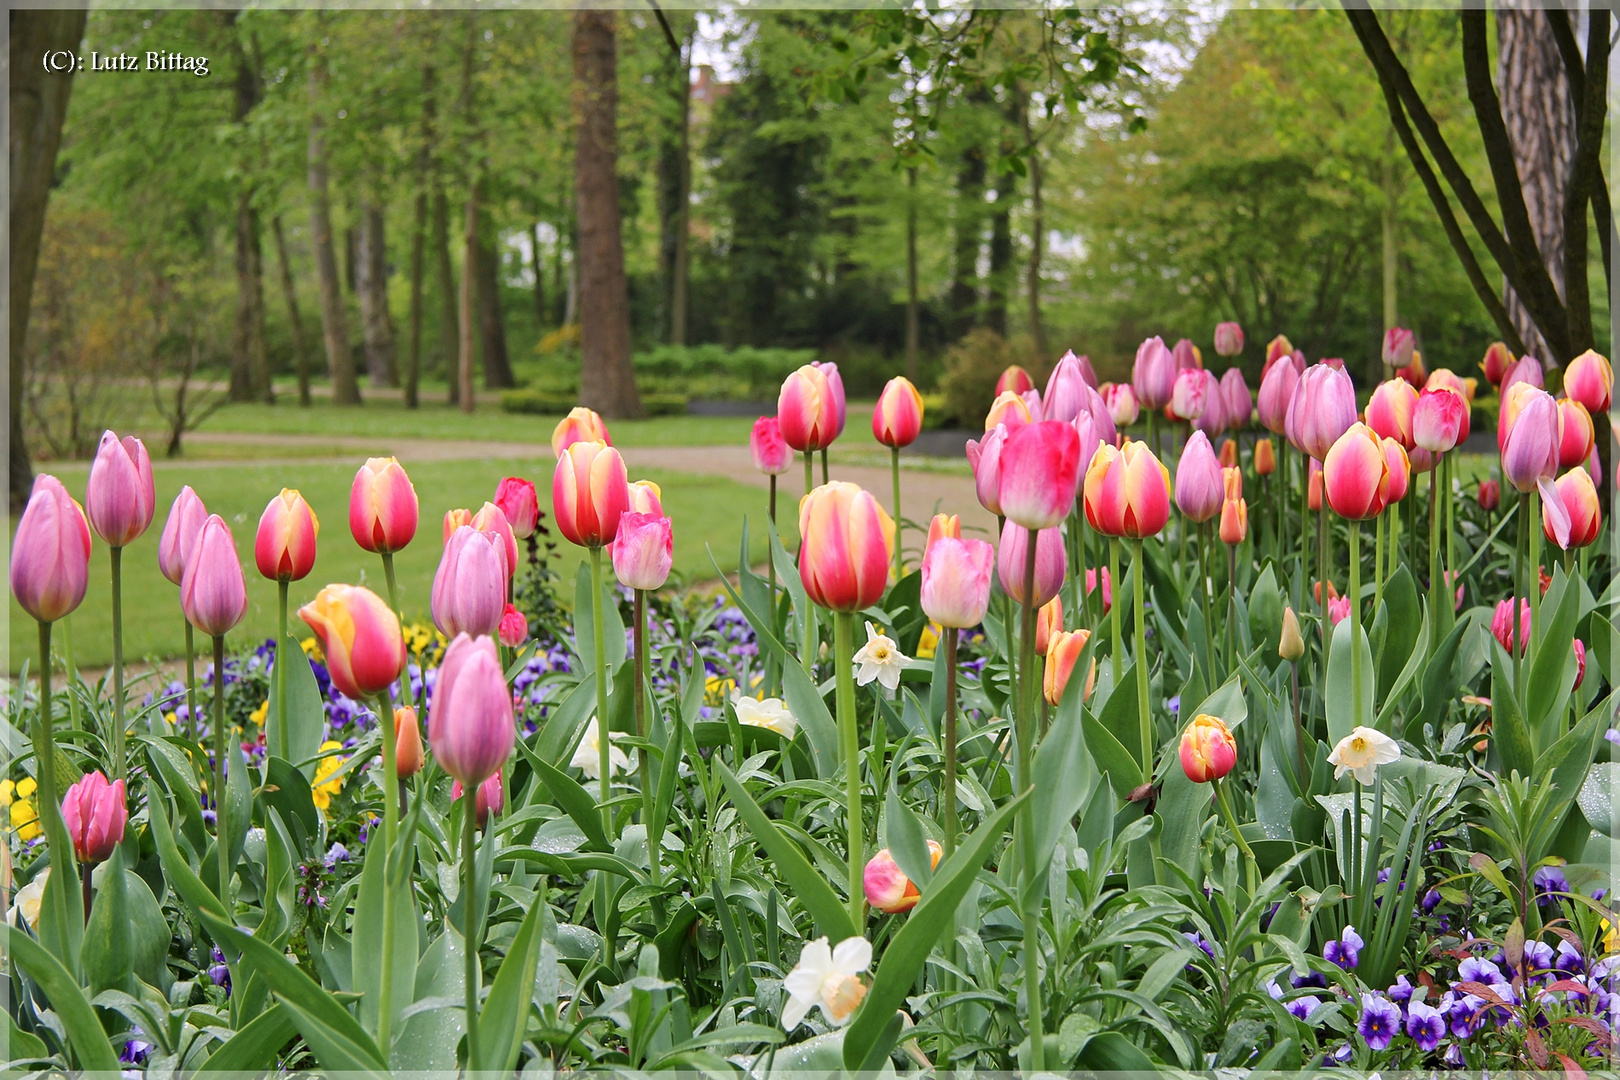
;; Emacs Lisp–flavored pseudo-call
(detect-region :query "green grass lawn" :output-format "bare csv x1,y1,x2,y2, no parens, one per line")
9,456,791,671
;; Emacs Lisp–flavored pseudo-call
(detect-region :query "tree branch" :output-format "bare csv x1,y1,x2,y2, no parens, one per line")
1559,7,1608,354
646,0,681,60
1346,8,1527,355
1545,8,1585,122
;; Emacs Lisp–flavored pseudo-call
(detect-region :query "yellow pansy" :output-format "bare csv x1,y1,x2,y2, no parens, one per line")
250,699,269,727
0,779,13,806
15,777,36,800
10,798,41,841
704,674,737,706
300,636,323,661
311,741,347,811
917,622,941,660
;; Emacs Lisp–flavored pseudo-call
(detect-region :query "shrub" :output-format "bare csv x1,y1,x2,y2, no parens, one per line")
937,329,1045,427
499,388,688,417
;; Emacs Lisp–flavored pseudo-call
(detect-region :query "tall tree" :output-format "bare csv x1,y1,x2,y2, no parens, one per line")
572,10,641,417
947,137,987,339
404,60,437,410
307,27,362,405
355,193,398,387
475,232,516,388
651,7,693,345
227,13,273,404
10,9,88,509
270,215,313,406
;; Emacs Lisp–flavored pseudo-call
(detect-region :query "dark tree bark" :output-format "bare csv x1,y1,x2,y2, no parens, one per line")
356,196,398,387
307,36,361,405
573,10,641,417
986,150,1016,337
459,179,479,413
434,190,460,405
905,166,919,381
651,7,691,346
227,12,272,404
405,63,436,410
1020,98,1047,359
475,231,515,389
270,215,312,407
530,221,547,330
947,122,987,340
10,9,88,510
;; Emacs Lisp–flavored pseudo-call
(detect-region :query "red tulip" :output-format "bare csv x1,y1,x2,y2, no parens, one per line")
550,406,612,457
1492,598,1531,657
1132,337,1177,411
429,633,515,788
299,584,407,701
920,532,993,629
181,515,247,638
349,457,419,555
873,376,924,448
1544,467,1600,550
1084,441,1172,539
798,482,893,612
996,521,1065,608
1179,714,1237,784
778,365,840,452
61,770,126,863
998,421,1080,530
751,416,794,476
1478,479,1500,511
432,526,508,638
1574,639,1587,691
1286,363,1357,460
1562,349,1612,414
1556,398,1595,469
553,440,630,548
1365,380,1418,449
611,512,674,591
11,475,92,624
157,486,207,587
85,430,155,549
1175,431,1224,523
494,477,540,540
995,365,1034,397
1481,341,1514,388
255,488,319,583
1214,322,1244,357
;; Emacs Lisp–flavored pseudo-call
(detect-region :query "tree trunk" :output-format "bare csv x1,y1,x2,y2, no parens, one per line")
948,125,987,340
1496,9,1575,361
1023,110,1046,359
356,197,398,387
655,23,692,346
405,63,435,410
531,222,547,330
459,181,479,413
905,167,920,381
270,215,312,406
476,231,515,388
573,10,642,418
986,157,1016,338
228,12,272,404
10,9,87,510
434,191,460,405
307,38,361,405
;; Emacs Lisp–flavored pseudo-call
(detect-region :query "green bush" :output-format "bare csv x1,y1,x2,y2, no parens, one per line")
499,388,688,417
632,344,814,401
937,329,1045,428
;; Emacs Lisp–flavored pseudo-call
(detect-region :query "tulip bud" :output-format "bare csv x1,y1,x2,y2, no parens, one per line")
1499,387,1563,494
1101,382,1139,427
1413,386,1466,455
1323,424,1391,521
1308,461,1323,511
1287,364,1358,460
182,515,248,638
1043,352,1089,424
623,481,663,522
778,365,840,452
919,534,993,629
1481,341,1514,388
1253,438,1276,476
1179,714,1237,784
996,521,1066,608
498,603,529,648
1219,495,1248,546
1544,467,1601,550
1132,337,1177,411
157,486,207,587
1382,327,1415,369
442,508,473,542
428,633,515,788
1478,479,1500,511
1175,432,1225,523
1573,639,1587,691
494,477,540,540
1562,350,1612,414
452,772,504,829
299,584,407,701
998,421,1081,530
1172,338,1202,370
553,440,631,549
984,390,1033,432
1382,438,1411,504
61,770,127,863
995,365,1034,397
11,475,92,624
85,431,155,549
1043,628,1095,706
1214,322,1244,357
431,527,507,639
255,488,320,582
350,457,419,554
394,706,425,778
1279,607,1305,661
925,513,961,547
1034,596,1063,655
799,482,893,612
1492,598,1531,657
550,406,612,457
611,512,674,591
1556,398,1595,469
751,416,794,475
1168,368,1209,422
1263,335,1295,370
965,424,1009,517
1084,441,1172,539
1366,380,1418,449
863,841,942,914
1085,566,1113,615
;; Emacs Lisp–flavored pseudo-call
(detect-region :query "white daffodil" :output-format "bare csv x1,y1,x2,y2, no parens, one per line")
571,717,630,780
733,693,797,738
1327,726,1401,784
781,935,872,1030
8,868,48,932
852,621,907,691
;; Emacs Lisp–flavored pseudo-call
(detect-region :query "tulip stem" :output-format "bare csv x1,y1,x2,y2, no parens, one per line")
374,692,400,1056
1373,511,1385,620
184,620,198,744
1428,457,1441,599
1349,520,1364,729
110,545,125,781
821,446,829,486
1444,454,1456,583
803,451,813,501
589,547,614,840
1226,543,1238,678
212,634,231,913
942,630,959,860
1109,538,1122,693
891,447,903,582
62,617,81,732
462,800,481,1074
833,610,862,931
34,619,81,940
634,589,660,891
1298,452,1311,613
1017,533,1044,1072
1514,493,1528,701
1133,539,1152,778
381,551,401,619
275,581,289,761
768,475,779,693
1528,488,1543,665
1214,777,1257,895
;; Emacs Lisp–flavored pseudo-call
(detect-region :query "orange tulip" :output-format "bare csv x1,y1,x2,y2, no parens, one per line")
798,482,893,612
394,706,425,778
1035,596,1063,655
1083,441,1172,539
1219,495,1248,545
1043,628,1095,706
552,440,630,548
1218,438,1238,469
1253,438,1276,476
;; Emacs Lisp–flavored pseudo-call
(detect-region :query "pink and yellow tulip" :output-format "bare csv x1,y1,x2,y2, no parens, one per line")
299,584,407,701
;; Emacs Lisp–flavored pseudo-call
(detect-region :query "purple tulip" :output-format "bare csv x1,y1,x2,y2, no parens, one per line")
1221,367,1251,427
10,474,92,624
428,633,515,788
1175,432,1225,523
996,521,1066,608
1286,363,1358,460
1043,350,1090,424
1132,336,1177,411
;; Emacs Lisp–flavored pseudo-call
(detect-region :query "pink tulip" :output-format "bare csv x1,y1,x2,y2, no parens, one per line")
778,365,840,452
611,512,674,591
1382,327,1415,369
11,475,92,624
469,502,518,580
1365,380,1418,449
1220,368,1251,427
550,407,612,457
1078,382,1117,445
1501,357,1544,398
864,843,940,914
1499,387,1563,494
1214,322,1244,357
984,390,1033,432
1407,446,1436,475
1481,342,1514,388
1323,424,1390,521
84,431,155,549
1382,438,1411,504
1168,368,1209,422
1545,467,1600,550
1588,445,1603,490
1574,638,1587,690
995,365,1034,397
997,421,1080,531
997,521,1066,608
1072,411,1102,484
1132,336,1177,410
1492,598,1531,656
61,771,126,863
1191,371,1226,436
299,584,407,701
873,376,925,448
1256,355,1300,436
1327,594,1351,628
1174,431,1224,523
1478,480,1501,511
1286,363,1357,459
814,361,848,439
553,440,630,548
798,482,892,612
751,416,794,475
1084,441,1172,539
1413,388,1466,454
1085,566,1113,614
1562,350,1612,414
1101,382,1140,428
494,477,540,540
254,488,320,583
157,486,207,587
432,527,508,638
349,457,419,555
1556,398,1594,469
1044,351,1090,424
1172,338,1202,370
429,632,514,788
498,603,529,648
181,515,247,638
920,533,994,629
452,773,505,829
965,424,1010,517
1076,354,1100,388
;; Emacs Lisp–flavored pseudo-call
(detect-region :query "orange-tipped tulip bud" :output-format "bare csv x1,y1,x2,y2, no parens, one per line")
85,430,155,549
61,770,126,863
626,479,664,518
998,421,1081,530
394,706,424,778
1175,432,1224,523
1218,437,1238,469
984,390,1033,432
350,457,419,555
1279,607,1305,660
798,482,893,612
994,365,1034,397
1043,628,1095,706
997,521,1066,608
1034,596,1062,655
494,477,540,540
158,485,207,587
926,513,961,547
1323,423,1390,520
1179,714,1237,783
751,416,794,475
1254,438,1276,476
553,440,630,549
1219,495,1248,546
1563,349,1612,413
11,475,92,624
1545,467,1600,550
864,841,942,913
255,488,319,582
873,376,924,449
778,365,840,452
1084,441,1172,539
182,515,248,638
428,633,515,788
443,507,473,541
1366,380,1418,449
1481,341,1514,388
920,533,993,629
550,406,611,457
299,584,407,701
1382,438,1411,504
1556,398,1595,469
611,512,674,591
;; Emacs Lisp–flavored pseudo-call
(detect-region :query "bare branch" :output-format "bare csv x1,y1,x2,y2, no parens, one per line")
1559,8,1608,353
